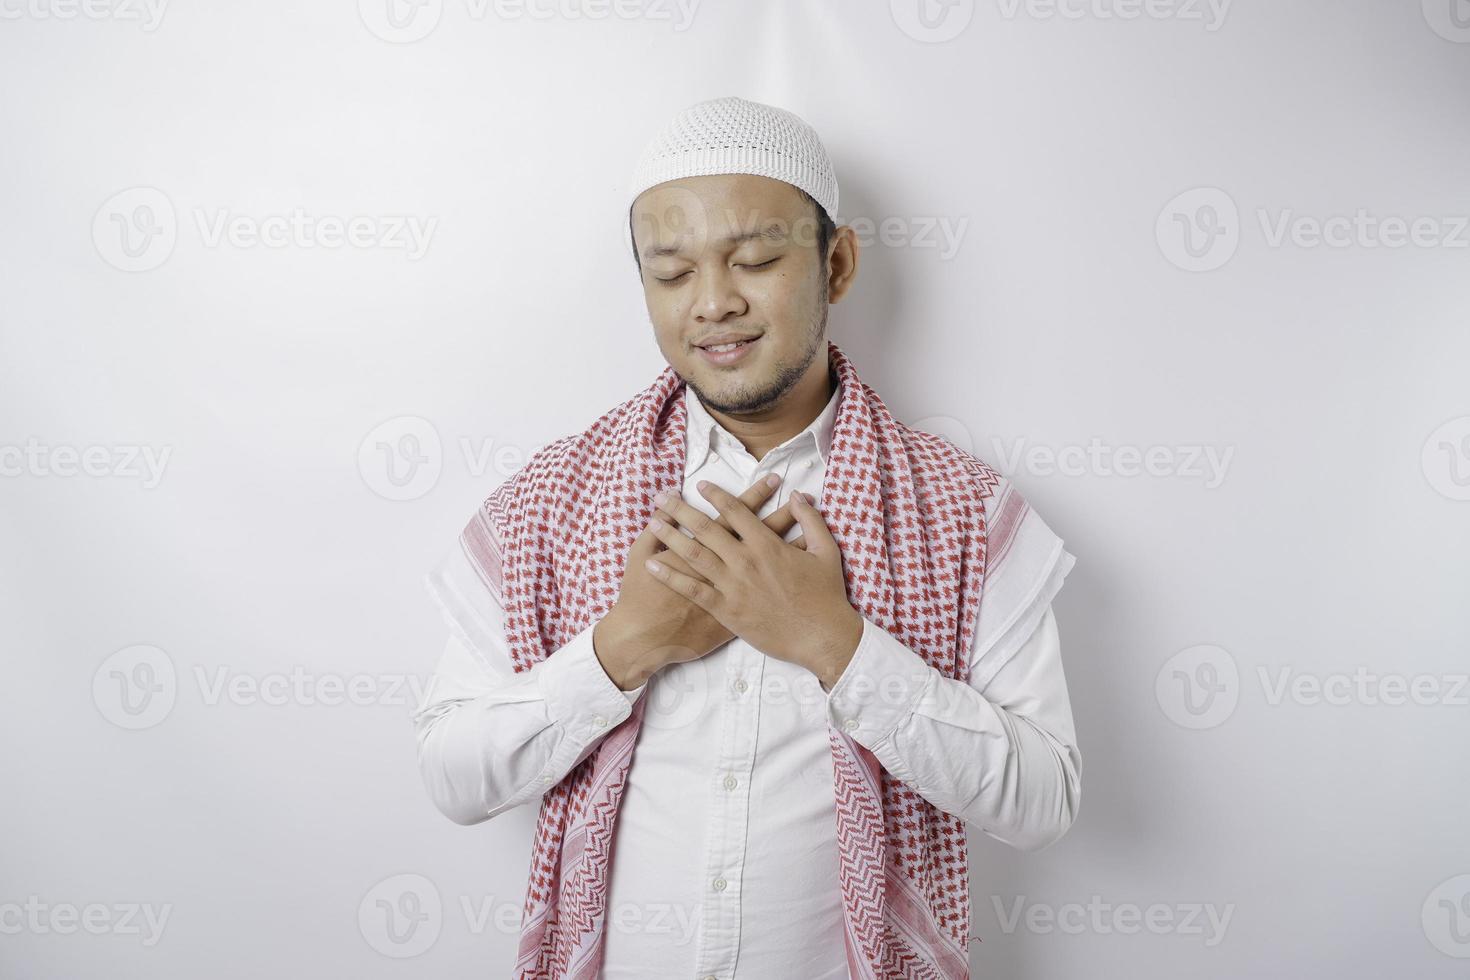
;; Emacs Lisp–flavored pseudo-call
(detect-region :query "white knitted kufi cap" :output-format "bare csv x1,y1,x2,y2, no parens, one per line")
627,95,839,223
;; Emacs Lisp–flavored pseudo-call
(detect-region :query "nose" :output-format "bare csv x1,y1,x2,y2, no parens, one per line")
691,265,748,323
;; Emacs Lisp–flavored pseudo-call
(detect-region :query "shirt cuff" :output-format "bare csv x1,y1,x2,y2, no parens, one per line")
537,620,645,743
824,616,938,747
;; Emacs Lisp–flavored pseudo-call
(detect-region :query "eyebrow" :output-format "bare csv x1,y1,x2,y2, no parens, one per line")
641,223,787,262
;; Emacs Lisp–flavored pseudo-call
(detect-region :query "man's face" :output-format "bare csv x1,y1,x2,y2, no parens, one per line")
631,174,831,416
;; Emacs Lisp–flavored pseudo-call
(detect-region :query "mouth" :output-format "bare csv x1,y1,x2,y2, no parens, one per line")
694,335,762,366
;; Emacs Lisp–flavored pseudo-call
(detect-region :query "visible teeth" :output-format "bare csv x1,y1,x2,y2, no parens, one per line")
705,340,750,352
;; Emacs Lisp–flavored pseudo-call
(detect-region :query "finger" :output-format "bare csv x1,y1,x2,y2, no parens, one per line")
644,555,719,612
647,478,780,560
759,500,805,547
644,544,706,582
695,480,780,548
659,475,781,535
652,488,743,564
731,473,782,528
645,513,726,581
644,521,674,556
704,474,783,539
791,492,835,554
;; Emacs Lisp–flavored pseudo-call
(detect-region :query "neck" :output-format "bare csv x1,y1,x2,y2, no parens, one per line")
700,354,835,463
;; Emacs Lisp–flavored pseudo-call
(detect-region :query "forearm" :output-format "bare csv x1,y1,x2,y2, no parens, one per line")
824,611,1081,851
413,624,645,825
890,689,1081,851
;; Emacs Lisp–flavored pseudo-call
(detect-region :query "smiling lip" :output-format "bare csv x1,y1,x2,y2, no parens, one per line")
695,335,761,366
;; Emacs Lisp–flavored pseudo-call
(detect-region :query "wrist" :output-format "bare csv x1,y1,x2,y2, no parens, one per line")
592,608,659,691
813,606,865,691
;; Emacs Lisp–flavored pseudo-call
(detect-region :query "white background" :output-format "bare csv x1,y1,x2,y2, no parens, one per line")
2,1,1468,977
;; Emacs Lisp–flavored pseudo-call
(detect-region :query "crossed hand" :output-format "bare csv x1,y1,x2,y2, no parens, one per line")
594,473,864,692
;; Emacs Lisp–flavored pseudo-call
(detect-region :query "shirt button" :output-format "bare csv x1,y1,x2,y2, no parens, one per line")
723,774,738,791
733,678,748,694
542,775,552,784
842,718,858,732
592,715,607,729
712,877,728,892
805,458,815,468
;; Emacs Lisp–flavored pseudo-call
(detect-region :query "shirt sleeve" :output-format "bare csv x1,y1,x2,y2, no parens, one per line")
824,607,1080,852
822,480,1080,851
413,545,647,826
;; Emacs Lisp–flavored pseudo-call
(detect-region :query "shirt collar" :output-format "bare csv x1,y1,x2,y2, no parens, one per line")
683,377,842,473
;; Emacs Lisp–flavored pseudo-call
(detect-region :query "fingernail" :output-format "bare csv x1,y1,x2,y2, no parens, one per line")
765,474,780,487
654,491,669,505
646,559,662,573
649,517,663,530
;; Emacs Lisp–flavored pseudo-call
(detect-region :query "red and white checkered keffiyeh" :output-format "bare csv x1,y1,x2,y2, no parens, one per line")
450,340,1006,979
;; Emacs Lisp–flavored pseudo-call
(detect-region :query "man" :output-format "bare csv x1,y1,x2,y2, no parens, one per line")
413,95,1080,980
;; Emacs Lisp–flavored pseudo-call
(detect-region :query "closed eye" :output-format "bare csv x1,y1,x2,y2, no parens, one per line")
654,258,779,285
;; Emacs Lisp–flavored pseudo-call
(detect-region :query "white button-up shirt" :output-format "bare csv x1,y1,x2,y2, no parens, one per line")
415,379,1080,979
